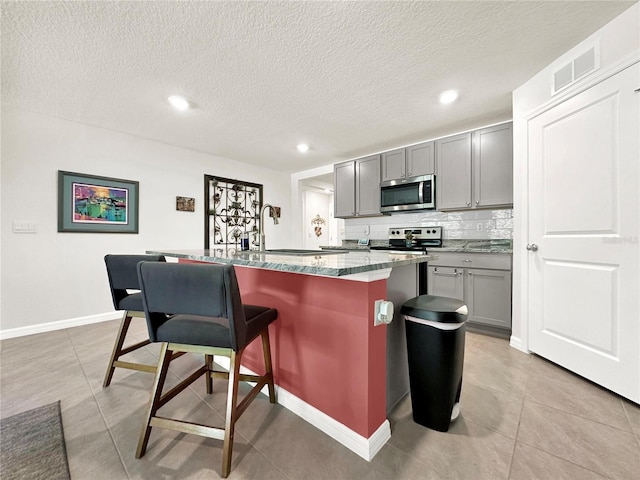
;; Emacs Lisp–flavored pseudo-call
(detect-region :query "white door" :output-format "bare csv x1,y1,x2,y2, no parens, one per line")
528,63,639,403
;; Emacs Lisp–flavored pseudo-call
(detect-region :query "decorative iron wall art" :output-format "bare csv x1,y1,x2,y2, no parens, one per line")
204,175,263,249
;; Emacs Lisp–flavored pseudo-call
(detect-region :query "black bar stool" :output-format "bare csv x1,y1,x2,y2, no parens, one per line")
103,254,168,387
136,261,278,478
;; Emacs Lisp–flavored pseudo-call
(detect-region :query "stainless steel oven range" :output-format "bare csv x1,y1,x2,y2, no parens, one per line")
370,227,443,294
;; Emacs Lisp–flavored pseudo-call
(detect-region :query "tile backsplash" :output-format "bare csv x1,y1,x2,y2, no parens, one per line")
345,209,513,240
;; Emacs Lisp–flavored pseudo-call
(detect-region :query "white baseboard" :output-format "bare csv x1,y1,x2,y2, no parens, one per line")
214,356,390,461
0,311,121,340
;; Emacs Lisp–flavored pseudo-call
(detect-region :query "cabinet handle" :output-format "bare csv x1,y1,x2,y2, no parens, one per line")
433,270,461,277
526,243,539,252
475,200,479,206
461,259,472,263
466,201,471,206
408,172,412,177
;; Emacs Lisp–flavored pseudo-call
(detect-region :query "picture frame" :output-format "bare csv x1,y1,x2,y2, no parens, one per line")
176,196,195,212
57,170,139,233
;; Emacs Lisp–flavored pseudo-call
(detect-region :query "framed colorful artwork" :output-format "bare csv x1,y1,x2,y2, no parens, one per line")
57,171,139,233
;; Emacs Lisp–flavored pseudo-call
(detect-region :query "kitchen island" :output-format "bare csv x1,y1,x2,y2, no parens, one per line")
146,248,434,460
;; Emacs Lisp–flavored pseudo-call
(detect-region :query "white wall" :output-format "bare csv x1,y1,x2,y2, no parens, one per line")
0,107,291,333
511,2,639,351
302,190,335,249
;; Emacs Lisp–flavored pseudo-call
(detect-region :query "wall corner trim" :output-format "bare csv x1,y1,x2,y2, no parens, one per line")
509,335,529,354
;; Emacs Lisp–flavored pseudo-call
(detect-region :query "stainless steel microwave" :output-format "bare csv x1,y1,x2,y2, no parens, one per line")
380,174,435,213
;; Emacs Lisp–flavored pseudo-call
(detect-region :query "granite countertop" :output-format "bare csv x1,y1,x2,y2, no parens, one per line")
438,240,512,254
147,248,435,278
323,239,512,254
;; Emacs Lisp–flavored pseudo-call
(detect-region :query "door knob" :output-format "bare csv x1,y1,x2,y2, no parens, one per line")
526,243,539,251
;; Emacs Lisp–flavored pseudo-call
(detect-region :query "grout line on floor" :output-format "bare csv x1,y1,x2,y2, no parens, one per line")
620,398,640,450
506,347,533,479
383,441,445,478
514,438,613,480
68,324,133,479
523,396,637,435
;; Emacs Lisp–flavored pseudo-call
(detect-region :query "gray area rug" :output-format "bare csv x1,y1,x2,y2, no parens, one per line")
0,401,71,480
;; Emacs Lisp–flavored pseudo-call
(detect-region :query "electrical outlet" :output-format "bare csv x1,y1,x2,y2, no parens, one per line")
374,299,394,326
476,223,484,232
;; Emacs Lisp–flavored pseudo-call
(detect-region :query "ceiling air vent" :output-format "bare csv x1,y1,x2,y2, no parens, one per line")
552,43,600,95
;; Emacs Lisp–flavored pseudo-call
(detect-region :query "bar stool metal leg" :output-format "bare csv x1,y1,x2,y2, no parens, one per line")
103,312,153,387
261,329,276,403
221,350,243,478
136,343,172,458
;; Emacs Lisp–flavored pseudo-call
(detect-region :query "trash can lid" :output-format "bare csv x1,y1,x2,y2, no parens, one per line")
400,295,468,323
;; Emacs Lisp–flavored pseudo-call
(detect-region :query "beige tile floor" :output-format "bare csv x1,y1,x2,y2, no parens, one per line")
1,319,639,480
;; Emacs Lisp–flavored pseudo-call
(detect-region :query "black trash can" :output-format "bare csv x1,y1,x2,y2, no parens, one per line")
401,295,468,432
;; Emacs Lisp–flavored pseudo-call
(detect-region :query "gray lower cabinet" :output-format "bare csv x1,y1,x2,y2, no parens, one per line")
334,155,381,218
381,141,435,182
466,268,512,329
427,252,512,332
427,266,464,301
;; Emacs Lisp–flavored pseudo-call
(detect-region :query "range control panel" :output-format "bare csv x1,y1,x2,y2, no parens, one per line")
388,226,442,241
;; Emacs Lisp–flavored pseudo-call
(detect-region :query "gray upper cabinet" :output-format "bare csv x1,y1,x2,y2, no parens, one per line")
334,160,356,218
435,132,473,210
381,142,434,182
356,155,382,216
473,122,513,208
436,122,513,211
334,155,381,218
407,141,435,178
381,149,406,181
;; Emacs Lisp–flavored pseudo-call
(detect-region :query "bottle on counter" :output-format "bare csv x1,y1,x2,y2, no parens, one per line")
241,231,250,251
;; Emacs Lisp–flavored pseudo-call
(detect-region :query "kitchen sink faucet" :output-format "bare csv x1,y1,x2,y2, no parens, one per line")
259,204,279,251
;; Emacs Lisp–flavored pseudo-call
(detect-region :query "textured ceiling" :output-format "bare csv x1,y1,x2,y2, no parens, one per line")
2,1,635,172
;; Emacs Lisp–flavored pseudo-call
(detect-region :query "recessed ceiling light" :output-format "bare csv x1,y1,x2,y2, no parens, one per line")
439,90,459,104
297,143,310,153
167,95,190,111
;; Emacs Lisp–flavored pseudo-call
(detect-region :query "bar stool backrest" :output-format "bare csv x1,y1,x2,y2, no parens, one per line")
137,262,248,351
104,254,166,310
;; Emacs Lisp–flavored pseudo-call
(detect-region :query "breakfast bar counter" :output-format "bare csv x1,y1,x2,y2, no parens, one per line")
147,248,434,460
146,247,434,277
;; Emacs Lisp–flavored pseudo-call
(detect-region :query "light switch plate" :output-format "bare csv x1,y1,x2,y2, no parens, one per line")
12,221,37,233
